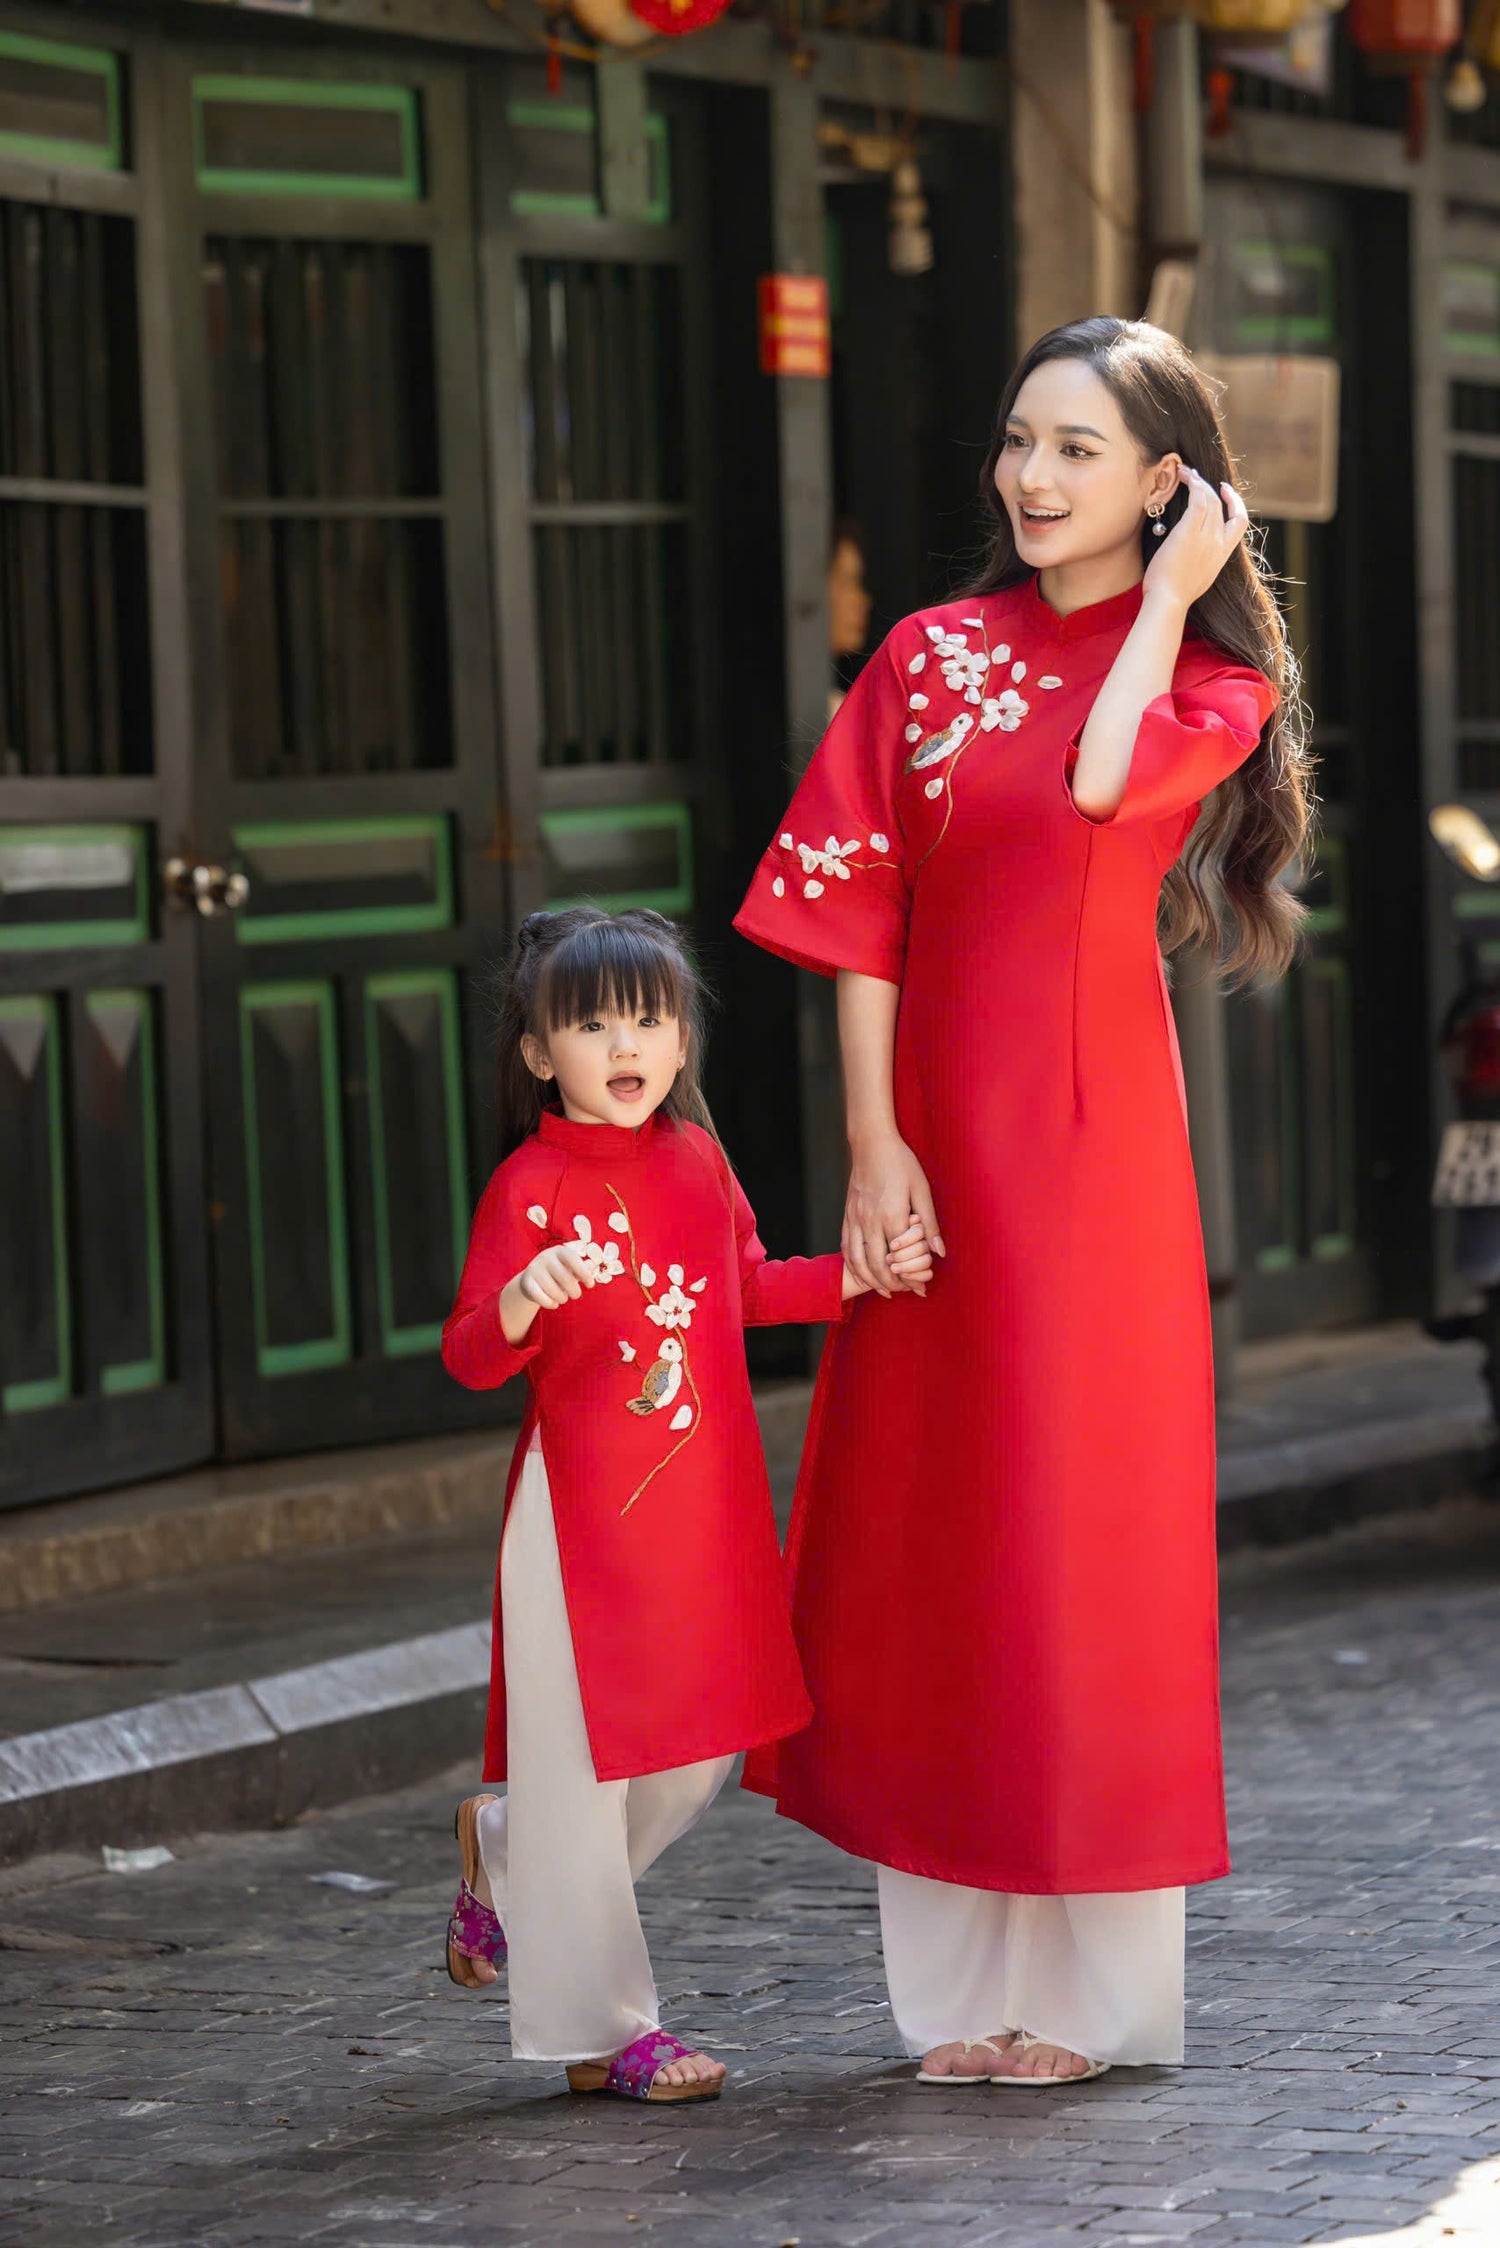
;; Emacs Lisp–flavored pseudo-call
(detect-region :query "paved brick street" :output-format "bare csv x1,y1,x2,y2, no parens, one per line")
4,1495,1500,2248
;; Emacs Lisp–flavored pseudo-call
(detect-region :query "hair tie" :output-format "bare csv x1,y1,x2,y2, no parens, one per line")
517,912,553,952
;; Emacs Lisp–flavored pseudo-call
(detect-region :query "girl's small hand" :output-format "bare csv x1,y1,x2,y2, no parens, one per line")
518,1242,597,1309
886,1218,934,1297
1142,467,1249,614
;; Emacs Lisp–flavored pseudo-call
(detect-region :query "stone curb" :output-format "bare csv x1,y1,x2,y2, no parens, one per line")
0,1623,489,1866
0,1385,820,1615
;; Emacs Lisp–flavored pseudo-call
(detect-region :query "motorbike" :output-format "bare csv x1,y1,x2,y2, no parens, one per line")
1427,802,1500,1427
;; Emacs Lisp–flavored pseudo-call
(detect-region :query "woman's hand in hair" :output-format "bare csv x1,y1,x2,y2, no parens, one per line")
1143,466,1250,615
499,1241,597,1344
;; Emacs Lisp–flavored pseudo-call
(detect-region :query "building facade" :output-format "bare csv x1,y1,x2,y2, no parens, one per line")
2,0,1497,1509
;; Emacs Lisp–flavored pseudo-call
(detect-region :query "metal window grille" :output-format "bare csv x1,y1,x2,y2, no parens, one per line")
204,236,451,777
0,198,149,778
521,257,691,768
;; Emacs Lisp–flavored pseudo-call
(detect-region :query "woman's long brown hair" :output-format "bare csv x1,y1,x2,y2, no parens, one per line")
492,906,721,1161
970,316,1315,983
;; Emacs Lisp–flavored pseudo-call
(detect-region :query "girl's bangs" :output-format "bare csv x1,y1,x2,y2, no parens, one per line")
534,922,685,1031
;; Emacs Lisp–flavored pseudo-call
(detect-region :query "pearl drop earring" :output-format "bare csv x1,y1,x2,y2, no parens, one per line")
1147,502,1167,538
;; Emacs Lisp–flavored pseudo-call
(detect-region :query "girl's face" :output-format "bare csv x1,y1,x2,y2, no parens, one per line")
523,998,686,1130
994,358,1179,578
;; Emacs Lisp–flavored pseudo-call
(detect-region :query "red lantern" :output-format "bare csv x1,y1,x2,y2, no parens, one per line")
626,0,732,31
1346,0,1464,157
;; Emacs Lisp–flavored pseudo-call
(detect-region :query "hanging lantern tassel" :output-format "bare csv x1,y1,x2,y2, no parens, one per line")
1346,0,1464,163
1206,63,1235,136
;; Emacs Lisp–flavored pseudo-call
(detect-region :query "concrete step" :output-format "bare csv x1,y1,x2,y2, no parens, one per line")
0,1324,1494,1866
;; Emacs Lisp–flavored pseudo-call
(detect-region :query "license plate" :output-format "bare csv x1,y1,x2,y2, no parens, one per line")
1432,1120,1500,1206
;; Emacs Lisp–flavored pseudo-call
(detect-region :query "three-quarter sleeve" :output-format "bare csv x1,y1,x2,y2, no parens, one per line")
1066,661,1277,830
731,1172,848,1327
441,1164,549,1391
734,629,912,986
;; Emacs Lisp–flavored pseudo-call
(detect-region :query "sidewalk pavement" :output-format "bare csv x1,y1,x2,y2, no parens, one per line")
3,1491,1500,2246
0,1322,1493,1866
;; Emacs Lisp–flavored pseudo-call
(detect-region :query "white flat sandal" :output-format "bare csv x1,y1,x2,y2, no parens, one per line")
987,2031,1110,2087
915,2035,1016,2085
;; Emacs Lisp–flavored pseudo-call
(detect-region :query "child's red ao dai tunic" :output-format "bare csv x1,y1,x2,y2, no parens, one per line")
443,1109,846,1784
734,578,1278,1895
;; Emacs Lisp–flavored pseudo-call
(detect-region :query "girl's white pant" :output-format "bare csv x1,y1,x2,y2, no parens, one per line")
877,1866,1185,2067
476,1448,733,2063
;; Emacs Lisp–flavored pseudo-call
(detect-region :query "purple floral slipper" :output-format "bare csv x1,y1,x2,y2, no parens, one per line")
566,2029,725,2104
445,1795,506,1987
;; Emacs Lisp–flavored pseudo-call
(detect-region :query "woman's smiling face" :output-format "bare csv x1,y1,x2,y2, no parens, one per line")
994,357,1177,576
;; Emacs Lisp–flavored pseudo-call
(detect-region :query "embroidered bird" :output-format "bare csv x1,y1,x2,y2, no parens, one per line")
904,711,975,773
624,1335,684,1415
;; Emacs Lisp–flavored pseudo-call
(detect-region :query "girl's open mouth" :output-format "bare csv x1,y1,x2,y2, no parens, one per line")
1020,506,1069,527
608,1074,646,1101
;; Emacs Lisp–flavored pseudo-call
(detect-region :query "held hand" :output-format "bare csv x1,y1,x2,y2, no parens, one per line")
841,1220,936,1303
843,1135,945,1299
518,1241,597,1310
1142,466,1249,614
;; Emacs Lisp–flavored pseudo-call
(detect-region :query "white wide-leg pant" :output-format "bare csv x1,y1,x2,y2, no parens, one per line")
476,1449,733,2063
878,1866,1185,2067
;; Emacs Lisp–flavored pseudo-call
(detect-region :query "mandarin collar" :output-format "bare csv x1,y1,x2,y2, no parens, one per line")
537,1105,661,1161
1018,574,1145,645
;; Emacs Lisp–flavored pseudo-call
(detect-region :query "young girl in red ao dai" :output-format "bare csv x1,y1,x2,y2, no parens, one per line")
438,905,932,2103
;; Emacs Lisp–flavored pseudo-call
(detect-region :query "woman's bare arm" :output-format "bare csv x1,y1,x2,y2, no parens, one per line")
837,970,944,1296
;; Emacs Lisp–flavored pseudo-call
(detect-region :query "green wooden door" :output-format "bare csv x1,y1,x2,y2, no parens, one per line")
156,44,505,1459
0,24,215,1508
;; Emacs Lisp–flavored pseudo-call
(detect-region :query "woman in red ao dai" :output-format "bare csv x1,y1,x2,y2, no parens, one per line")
735,318,1314,2085
439,907,931,2102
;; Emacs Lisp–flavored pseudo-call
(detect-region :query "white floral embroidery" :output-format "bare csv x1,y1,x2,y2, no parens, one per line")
645,1278,697,1331
619,1339,637,1363
640,1262,656,1288
931,631,969,661
804,878,824,899
870,831,889,853
940,646,990,701
779,832,794,849
908,651,927,673
962,615,985,628
797,835,860,881
571,1214,623,1283
668,1403,693,1431
526,1205,548,1229
772,875,785,897
689,1277,707,1293
607,1212,629,1234
1039,674,1063,690
924,624,946,643
980,687,1029,734
908,692,929,711
905,722,923,744
990,643,1011,665
1011,659,1027,683
924,776,945,799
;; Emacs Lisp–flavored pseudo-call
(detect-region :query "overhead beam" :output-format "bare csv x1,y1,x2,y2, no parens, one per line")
164,0,1006,124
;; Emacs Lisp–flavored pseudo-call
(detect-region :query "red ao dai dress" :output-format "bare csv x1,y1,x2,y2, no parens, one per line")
735,577,1277,2065
442,1108,846,2059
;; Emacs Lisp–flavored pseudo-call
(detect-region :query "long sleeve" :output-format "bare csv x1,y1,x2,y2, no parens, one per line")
1065,659,1277,830
734,627,913,986
441,1163,549,1391
732,1174,848,1329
